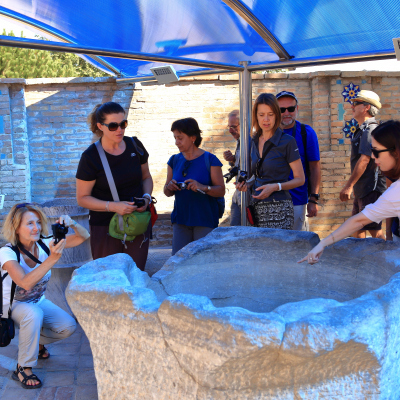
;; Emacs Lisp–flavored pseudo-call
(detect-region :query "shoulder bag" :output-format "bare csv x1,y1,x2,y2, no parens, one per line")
95,138,151,245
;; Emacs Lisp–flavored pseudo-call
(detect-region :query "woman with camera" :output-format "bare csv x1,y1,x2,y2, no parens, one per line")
300,120,400,265
0,203,89,389
76,102,153,270
236,93,305,229
164,117,225,255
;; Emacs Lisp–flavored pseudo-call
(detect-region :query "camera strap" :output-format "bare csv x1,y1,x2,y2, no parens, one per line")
16,239,50,265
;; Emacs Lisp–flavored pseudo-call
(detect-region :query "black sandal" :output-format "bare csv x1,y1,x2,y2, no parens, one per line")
12,365,42,389
38,345,50,359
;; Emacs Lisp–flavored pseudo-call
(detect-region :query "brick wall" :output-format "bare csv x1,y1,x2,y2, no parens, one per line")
0,71,398,245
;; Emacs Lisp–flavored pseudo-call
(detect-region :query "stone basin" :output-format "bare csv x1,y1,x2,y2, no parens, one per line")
66,227,400,399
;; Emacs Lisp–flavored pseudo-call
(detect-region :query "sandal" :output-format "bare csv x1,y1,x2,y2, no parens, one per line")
12,365,42,389
38,345,50,360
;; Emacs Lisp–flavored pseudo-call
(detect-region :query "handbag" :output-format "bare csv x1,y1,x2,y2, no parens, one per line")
95,139,151,245
149,197,158,227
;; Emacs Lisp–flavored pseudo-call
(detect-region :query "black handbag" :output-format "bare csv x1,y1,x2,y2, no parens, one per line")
0,245,18,347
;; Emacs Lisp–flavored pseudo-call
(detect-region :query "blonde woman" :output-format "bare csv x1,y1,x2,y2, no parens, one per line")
0,203,89,389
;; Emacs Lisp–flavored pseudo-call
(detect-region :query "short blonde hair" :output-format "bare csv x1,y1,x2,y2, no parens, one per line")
2,203,49,246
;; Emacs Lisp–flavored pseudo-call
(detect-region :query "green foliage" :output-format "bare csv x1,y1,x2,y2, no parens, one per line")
0,29,110,78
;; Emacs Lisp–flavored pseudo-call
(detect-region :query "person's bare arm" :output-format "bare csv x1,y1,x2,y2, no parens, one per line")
76,178,136,216
252,158,305,200
58,215,90,249
298,212,373,264
3,240,66,290
340,155,370,201
307,160,321,217
135,162,153,212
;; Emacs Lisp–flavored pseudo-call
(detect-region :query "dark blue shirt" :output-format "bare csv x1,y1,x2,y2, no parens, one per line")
168,152,223,228
283,121,320,206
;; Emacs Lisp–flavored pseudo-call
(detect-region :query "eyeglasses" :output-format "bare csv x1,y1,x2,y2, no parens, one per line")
182,160,191,177
371,146,395,158
101,120,128,131
227,124,240,130
279,106,296,113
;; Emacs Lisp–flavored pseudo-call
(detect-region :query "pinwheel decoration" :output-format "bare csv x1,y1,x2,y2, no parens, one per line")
342,118,359,138
342,82,360,103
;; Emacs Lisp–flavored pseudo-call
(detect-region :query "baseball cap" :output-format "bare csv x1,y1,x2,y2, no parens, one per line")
276,91,298,103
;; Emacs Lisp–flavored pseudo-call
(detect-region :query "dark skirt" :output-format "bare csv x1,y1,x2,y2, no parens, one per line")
254,199,294,230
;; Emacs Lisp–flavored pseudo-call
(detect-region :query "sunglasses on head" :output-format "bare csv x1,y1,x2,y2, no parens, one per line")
12,203,33,221
280,106,296,113
101,120,128,131
371,146,395,158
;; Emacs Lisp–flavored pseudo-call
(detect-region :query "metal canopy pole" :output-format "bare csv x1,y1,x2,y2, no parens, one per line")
238,61,252,226
222,0,291,61
0,36,244,71
0,10,123,77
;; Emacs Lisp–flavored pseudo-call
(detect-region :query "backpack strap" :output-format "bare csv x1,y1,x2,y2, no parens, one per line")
1,245,19,317
300,123,311,194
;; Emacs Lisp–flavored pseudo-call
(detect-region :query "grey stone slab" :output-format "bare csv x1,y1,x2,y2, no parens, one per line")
66,228,400,399
75,384,98,400
43,371,74,387
44,356,78,372
78,355,94,370
76,369,96,386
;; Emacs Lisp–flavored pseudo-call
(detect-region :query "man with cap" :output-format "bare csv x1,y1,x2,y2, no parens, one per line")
276,91,321,231
339,90,386,238
223,110,242,226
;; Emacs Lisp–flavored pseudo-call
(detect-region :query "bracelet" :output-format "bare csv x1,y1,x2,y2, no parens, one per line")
105,201,110,212
143,193,152,203
308,199,319,205
277,183,281,191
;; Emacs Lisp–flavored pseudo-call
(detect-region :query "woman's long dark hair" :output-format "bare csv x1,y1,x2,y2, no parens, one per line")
371,120,400,180
171,117,202,147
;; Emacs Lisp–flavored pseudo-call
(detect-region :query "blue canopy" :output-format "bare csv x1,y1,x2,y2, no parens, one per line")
0,0,398,78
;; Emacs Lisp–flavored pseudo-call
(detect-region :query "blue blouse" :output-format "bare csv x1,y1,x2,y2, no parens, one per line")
167,152,223,228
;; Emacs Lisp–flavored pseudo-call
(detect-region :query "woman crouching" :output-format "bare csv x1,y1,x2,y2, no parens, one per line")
0,203,90,389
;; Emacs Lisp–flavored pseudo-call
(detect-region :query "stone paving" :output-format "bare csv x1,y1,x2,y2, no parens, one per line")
0,323,97,400
0,247,171,399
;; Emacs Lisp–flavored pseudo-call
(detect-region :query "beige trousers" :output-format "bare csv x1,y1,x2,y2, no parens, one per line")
11,298,76,368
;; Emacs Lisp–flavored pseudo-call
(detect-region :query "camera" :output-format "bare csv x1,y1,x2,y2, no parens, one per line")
176,182,187,190
51,222,69,244
237,170,248,183
223,166,239,183
133,197,146,207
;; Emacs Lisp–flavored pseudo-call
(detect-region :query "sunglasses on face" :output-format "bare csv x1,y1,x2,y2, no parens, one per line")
352,101,368,107
279,106,296,113
371,146,395,158
182,160,192,177
101,120,128,131
227,124,240,129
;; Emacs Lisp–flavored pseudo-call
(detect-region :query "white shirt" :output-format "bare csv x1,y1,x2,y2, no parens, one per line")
361,179,400,222
0,238,52,314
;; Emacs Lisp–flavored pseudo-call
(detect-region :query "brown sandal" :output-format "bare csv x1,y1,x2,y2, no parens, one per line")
12,364,42,389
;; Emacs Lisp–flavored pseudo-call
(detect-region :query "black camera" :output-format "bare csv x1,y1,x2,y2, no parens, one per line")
176,182,187,190
51,222,69,244
223,166,239,183
237,170,248,183
133,197,146,207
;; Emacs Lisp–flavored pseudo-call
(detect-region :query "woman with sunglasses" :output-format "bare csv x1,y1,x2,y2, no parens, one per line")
164,117,225,255
300,120,400,265
0,203,89,389
236,93,305,229
76,102,153,269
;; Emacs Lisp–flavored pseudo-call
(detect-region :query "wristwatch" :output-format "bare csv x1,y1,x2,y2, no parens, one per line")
309,193,320,200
